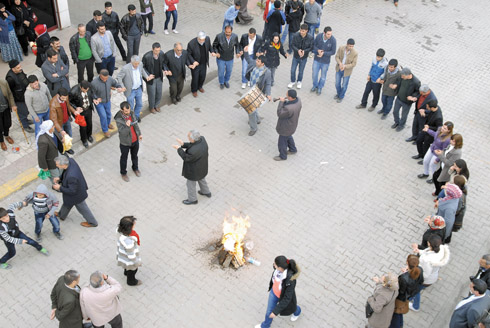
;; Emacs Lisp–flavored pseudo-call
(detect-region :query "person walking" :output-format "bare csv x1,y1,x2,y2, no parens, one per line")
274,89,301,161
52,156,98,228
163,43,197,105
164,0,179,34
117,216,142,285
117,55,149,121
391,67,420,132
288,24,314,89
142,42,165,113
34,24,51,68
0,4,23,63
80,271,123,328
42,49,70,97
103,2,127,63
69,24,94,83
114,101,142,182
187,31,216,97
0,78,17,151
334,38,358,103
261,32,286,87
355,48,388,111
377,59,401,119
91,22,117,76
25,75,51,136
50,270,83,328
36,120,60,182
49,87,81,155
213,25,241,89
366,272,399,328
172,130,211,205
5,59,34,133
120,4,144,64
310,26,336,95
254,256,302,328
139,0,155,37
69,80,95,148
239,27,263,89
0,203,49,270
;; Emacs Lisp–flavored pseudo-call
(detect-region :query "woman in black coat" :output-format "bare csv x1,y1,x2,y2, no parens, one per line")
34,24,51,68
255,256,301,328
261,32,287,86
11,0,34,56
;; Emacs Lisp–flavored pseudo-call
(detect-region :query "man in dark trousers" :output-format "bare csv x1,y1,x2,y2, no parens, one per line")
406,84,437,143
275,89,301,161
5,60,34,133
173,130,211,205
263,1,285,42
52,156,98,228
449,279,490,328
213,25,241,89
114,101,142,182
69,24,94,83
288,24,314,89
245,55,272,136
69,80,95,148
103,1,127,62
187,31,216,97
164,42,197,105
86,10,103,36
392,67,420,132
50,270,83,328
413,99,443,163
142,42,166,113
239,27,262,89
0,78,18,151
120,4,145,64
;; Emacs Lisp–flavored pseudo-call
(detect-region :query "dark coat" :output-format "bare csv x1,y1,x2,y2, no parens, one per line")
290,32,314,59
35,33,51,68
414,90,437,113
50,276,83,328
177,137,209,181
286,8,303,33
187,36,213,67
37,133,58,170
69,31,93,64
102,11,120,36
396,75,421,104
5,69,29,102
264,10,285,41
239,34,263,58
212,32,240,61
60,158,89,206
397,269,424,301
473,268,490,290
86,18,99,36
163,49,192,81
114,110,141,146
142,50,166,84
262,40,287,68
425,106,443,132
418,227,446,250
276,98,302,136
119,13,144,41
449,293,490,328
69,84,95,122
267,268,300,316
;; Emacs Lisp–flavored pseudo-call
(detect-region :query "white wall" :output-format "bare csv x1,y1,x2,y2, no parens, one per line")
55,0,71,29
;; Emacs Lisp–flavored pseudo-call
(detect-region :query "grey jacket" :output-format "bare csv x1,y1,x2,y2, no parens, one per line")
25,82,51,118
449,292,490,328
437,147,462,183
367,284,399,328
41,59,70,96
244,54,272,96
304,1,322,24
90,76,122,103
90,31,117,64
381,66,401,97
114,110,141,146
276,98,302,136
117,63,149,98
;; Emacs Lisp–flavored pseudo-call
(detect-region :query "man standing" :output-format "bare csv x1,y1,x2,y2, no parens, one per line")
142,42,166,113
288,24,314,89
213,25,241,89
304,0,322,37
69,24,94,83
139,0,155,37
91,70,125,138
413,99,443,162
355,48,388,111
471,255,490,289
244,55,272,136
50,37,70,69
50,270,83,328
310,26,336,95
285,1,304,54
274,89,301,161
173,130,211,205
334,38,358,103
5,60,34,133
69,81,95,148
91,22,117,76
239,28,262,89
263,1,285,42
187,31,216,97
406,84,437,142
52,156,98,228
42,49,70,97
117,55,149,121
449,279,490,328
103,2,127,63
164,43,197,105
86,10,103,36
49,88,81,155
392,67,420,131
377,59,401,119
0,79,17,151
120,4,144,64
114,101,142,182
25,75,52,135
80,272,123,327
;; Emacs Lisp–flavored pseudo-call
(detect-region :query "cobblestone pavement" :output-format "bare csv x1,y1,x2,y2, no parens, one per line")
1,0,489,327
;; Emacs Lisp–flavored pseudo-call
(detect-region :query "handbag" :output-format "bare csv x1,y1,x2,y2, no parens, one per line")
394,299,409,314
16,26,25,36
365,301,374,318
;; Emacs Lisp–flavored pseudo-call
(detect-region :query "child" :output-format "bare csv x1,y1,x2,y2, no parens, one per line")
223,1,241,31
117,216,142,286
23,184,63,241
0,203,49,270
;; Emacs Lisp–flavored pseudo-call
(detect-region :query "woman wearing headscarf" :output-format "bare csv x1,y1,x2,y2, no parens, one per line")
436,182,462,243
34,24,50,68
36,120,60,181
366,272,399,328
11,0,34,56
0,3,23,63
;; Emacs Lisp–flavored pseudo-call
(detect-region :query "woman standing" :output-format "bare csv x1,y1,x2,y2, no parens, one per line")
0,4,23,63
255,256,301,328
418,122,453,183
11,0,34,56
164,0,179,35
447,159,470,184
34,24,50,68
117,215,142,286
436,183,462,243
262,32,288,86
389,255,424,328
366,272,399,328
432,133,463,196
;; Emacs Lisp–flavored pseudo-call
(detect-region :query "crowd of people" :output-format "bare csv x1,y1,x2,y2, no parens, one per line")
0,0,487,327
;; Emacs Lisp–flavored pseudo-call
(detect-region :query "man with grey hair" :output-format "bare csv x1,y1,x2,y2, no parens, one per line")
142,42,169,114
80,272,123,328
52,156,98,228
406,84,437,143
69,24,94,83
164,43,198,104
187,31,216,97
117,55,150,122
470,255,490,290
173,130,211,205
50,270,83,327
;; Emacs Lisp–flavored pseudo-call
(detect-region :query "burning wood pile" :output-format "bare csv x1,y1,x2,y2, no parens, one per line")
218,215,251,269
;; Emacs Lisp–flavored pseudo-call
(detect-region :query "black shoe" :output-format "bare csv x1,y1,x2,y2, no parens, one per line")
412,155,422,159
114,66,119,70
198,190,212,198
391,123,398,129
426,179,433,184
412,141,417,145
88,136,94,143
405,137,416,142
224,82,230,88
381,114,388,120
395,125,405,132
418,173,429,179
417,160,423,165
24,126,34,133
248,130,256,136
66,149,75,155
220,84,224,90
172,98,178,105
176,96,181,102
137,117,141,123
377,110,384,114
83,141,89,148
182,199,198,205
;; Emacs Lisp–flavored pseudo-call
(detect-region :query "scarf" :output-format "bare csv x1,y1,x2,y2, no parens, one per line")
130,230,140,246
36,120,54,149
250,66,265,86
271,41,280,50
440,183,463,202
34,24,47,38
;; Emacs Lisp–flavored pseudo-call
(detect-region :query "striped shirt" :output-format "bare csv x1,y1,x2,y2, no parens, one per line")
0,203,23,245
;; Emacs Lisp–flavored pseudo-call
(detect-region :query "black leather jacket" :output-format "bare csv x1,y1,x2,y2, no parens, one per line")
69,31,92,64
69,84,94,111
212,32,240,61
119,13,144,41
102,11,120,35
142,50,167,85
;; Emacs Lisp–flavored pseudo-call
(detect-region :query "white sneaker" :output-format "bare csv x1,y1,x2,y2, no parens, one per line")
254,325,261,328
164,30,169,35
409,303,419,312
288,82,295,89
296,81,302,89
247,81,251,87
242,83,246,89
291,314,300,322
173,29,179,34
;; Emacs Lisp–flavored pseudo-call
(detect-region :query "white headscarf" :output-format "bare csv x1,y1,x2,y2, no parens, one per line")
36,120,54,148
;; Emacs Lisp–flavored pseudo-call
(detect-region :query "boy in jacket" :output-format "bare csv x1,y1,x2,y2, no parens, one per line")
355,48,388,111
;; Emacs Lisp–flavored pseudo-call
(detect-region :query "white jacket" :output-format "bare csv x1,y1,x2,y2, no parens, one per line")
419,244,450,285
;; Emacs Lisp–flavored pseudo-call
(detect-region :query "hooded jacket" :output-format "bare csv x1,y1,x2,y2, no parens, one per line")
24,184,59,216
419,244,450,285
367,282,399,328
268,266,301,316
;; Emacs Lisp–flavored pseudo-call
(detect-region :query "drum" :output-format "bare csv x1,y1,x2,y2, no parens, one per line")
237,86,268,114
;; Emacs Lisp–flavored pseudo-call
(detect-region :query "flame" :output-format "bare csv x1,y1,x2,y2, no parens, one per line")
222,215,251,264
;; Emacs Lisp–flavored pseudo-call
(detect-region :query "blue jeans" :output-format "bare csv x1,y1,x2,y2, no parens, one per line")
222,19,234,31
278,135,297,159
335,70,351,99
0,231,42,264
95,56,116,76
312,61,330,89
217,58,233,84
34,212,60,234
290,56,307,82
281,24,289,44
241,57,249,83
127,87,143,119
62,120,72,138
306,23,316,37
164,10,178,30
409,285,427,310
95,101,112,133
261,291,301,328
32,110,50,136
381,95,395,115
